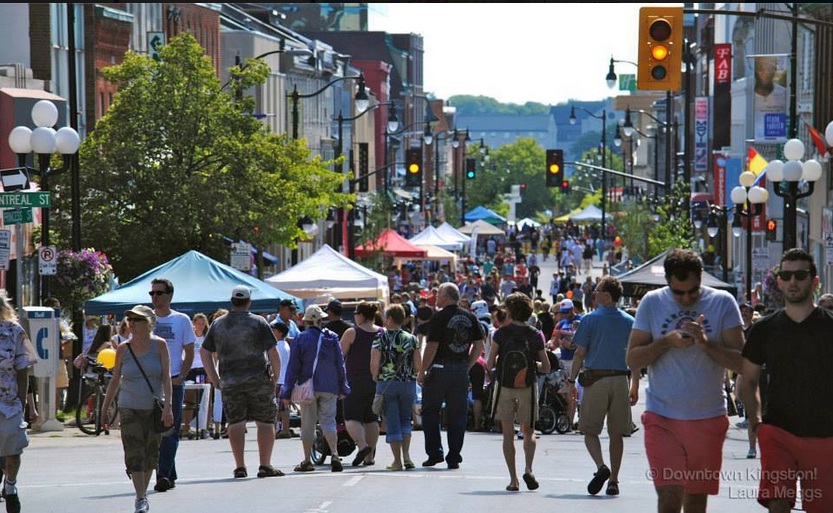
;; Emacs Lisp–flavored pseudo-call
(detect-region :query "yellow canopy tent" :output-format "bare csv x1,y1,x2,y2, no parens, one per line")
554,208,582,223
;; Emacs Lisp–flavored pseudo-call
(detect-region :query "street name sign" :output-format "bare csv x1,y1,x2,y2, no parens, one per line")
3,208,32,225
0,192,51,208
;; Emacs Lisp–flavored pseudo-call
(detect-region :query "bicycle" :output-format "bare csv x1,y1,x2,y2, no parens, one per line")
76,356,117,436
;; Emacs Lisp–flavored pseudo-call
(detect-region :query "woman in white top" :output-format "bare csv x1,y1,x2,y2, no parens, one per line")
182,313,209,438
111,318,131,345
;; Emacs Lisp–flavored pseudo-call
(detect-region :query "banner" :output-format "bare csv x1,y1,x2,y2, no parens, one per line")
750,54,788,142
713,43,732,149
694,97,709,172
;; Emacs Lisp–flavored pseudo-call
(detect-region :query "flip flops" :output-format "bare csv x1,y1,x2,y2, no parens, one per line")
587,465,611,495
404,460,415,470
522,472,540,491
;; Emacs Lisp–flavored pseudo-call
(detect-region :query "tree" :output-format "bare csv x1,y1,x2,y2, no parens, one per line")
646,180,696,257
51,34,349,281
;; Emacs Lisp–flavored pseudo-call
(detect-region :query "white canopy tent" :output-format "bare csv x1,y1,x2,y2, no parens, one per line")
570,204,604,222
436,222,471,244
409,225,463,251
517,217,542,229
265,244,389,304
395,244,458,270
458,219,505,236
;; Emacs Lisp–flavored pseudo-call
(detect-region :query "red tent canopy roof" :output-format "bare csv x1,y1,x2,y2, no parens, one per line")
355,228,428,258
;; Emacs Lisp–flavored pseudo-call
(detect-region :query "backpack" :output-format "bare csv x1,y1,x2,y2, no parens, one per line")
498,326,538,389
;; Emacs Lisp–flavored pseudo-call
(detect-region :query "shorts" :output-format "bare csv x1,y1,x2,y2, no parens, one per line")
469,364,486,402
300,392,338,441
222,378,277,425
119,408,160,474
494,384,538,427
342,377,377,423
756,424,833,513
578,375,629,436
643,411,728,495
0,411,28,457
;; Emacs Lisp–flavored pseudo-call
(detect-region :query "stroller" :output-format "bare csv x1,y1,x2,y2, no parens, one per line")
535,368,571,434
311,400,356,465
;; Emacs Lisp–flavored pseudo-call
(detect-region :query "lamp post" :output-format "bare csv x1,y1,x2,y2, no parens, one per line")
451,128,470,208
605,56,639,89
8,99,80,301
730,172,769,302
705,204,732,283
570,105,606,240
623,107,671,199
765,131,830,250
289,72,369,140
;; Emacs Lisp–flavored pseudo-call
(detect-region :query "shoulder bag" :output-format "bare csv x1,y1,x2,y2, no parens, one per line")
126,342,172,435
291,334,322,405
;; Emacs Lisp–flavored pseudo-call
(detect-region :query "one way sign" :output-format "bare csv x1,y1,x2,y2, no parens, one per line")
0,168,30,192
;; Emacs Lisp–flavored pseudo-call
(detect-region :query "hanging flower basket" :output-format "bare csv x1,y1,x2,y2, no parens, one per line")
51,249,114,312
761,265,783,309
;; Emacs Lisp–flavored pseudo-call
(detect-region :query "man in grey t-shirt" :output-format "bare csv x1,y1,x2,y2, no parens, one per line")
201,286,283,478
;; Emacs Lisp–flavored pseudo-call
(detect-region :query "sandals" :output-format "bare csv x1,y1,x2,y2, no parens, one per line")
233,467,247,478
506,484,519,492
294,461,315,472
403,460,415,470
386,463,403,471
352,446,373,467
606,481,620,496
587,464,611,495
257,465,285,478
522,472,540,491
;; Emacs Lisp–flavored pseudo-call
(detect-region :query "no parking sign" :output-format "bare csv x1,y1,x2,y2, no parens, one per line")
38,245,57,275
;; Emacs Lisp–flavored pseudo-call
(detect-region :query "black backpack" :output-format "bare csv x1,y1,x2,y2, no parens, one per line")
498,326,537,389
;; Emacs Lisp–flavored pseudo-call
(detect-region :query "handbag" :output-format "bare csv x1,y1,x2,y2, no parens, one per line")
126,343,172,435
291,334,322,405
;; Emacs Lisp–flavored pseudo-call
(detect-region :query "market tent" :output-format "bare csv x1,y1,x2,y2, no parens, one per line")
464,205,506,225
85,250,298,316
570,204,604,222
395,244,458,270
354,228,428,258
517,217,542,230
617,250,738,298
409,225,463,251
265,244,389,303
554,208,582,223
457,219,505,236
435,222,471,245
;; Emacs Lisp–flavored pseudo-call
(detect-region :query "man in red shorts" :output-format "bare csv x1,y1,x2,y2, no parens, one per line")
626,248,744,513
741,248,833,513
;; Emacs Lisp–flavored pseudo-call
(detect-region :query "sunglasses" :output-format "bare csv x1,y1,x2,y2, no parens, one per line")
148,290,170,297
126,317,147,323
777,270,812,281
671,285,700,296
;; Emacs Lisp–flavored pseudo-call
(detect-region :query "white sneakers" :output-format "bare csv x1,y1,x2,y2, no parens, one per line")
135,497,149,513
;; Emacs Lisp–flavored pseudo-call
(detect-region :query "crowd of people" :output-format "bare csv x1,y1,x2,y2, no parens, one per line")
8,238,833,513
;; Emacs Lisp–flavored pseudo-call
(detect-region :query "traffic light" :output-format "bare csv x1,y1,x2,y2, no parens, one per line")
405,148,422,186
560,180,570,195
637,6,683,92
465,158,476,180
546,149,563,187
766,219,777,241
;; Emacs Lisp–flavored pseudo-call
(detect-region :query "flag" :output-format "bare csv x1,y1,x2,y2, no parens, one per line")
805,121,829,157
747,147,768,176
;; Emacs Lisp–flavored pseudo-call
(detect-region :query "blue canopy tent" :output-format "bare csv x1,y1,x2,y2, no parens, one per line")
464,206,506,225
85,250,298,316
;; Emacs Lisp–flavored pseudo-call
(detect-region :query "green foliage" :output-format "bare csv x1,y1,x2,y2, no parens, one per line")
446,95,550,116
647,180,697,256
51,34,348,281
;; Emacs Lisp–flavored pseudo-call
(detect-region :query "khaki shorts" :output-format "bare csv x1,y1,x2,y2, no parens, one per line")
578,375,630,436
494,384,539,426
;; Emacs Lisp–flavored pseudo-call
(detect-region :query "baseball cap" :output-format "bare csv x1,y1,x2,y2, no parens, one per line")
303,305,325,325
471,300,491,320
324,299,343,315
280,299,297,310
124,305,156,325
231,285,251,299
558,298,574,313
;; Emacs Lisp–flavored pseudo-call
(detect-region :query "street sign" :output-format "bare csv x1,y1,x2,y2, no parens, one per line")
38,245,57,276
0,168,30,191
825,233,833,266
0,229,9,271
230,242,252,271
3,208,32,225
0,192,51,208
148,31,165,62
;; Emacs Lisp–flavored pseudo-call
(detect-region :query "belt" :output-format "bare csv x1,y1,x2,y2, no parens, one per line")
585,369,630,378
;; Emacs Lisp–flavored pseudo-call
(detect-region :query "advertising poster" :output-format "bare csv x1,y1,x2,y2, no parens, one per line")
750,54,788,142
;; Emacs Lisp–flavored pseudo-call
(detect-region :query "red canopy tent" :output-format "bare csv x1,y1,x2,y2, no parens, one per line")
355,228,428,258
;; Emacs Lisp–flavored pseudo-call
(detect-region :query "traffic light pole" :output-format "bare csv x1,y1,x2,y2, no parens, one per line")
572,162,665,192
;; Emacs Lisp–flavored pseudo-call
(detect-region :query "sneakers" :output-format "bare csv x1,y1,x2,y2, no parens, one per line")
153,477,172,492
4,494,19,513
134,497,149,513
736,419,749,429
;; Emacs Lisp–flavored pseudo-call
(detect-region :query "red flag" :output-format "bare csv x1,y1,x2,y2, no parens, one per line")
805,121,828,157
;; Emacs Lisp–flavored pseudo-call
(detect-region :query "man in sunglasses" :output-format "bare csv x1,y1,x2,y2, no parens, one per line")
740,248,833,513
626,248,744,513
149,278,196,493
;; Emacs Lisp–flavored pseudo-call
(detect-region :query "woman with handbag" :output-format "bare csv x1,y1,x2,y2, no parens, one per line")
370,304,422,471
281,305,350,472
102,305,173,513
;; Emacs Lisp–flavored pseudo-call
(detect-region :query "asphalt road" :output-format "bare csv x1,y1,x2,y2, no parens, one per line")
24,378,767,513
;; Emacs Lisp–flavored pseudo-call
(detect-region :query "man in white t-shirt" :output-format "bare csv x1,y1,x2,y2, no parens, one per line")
626,249,744,513
150,278,196,493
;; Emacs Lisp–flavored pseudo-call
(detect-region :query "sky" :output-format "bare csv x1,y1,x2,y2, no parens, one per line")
368,3,658,105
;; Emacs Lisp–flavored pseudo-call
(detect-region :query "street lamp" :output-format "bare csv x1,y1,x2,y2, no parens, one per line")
731,172,769,302
8,99,80,301
289,72,370,140
704,204,733,283
765,133,828,250
570,105,607,241
623,107,672,199
605,56,639,89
